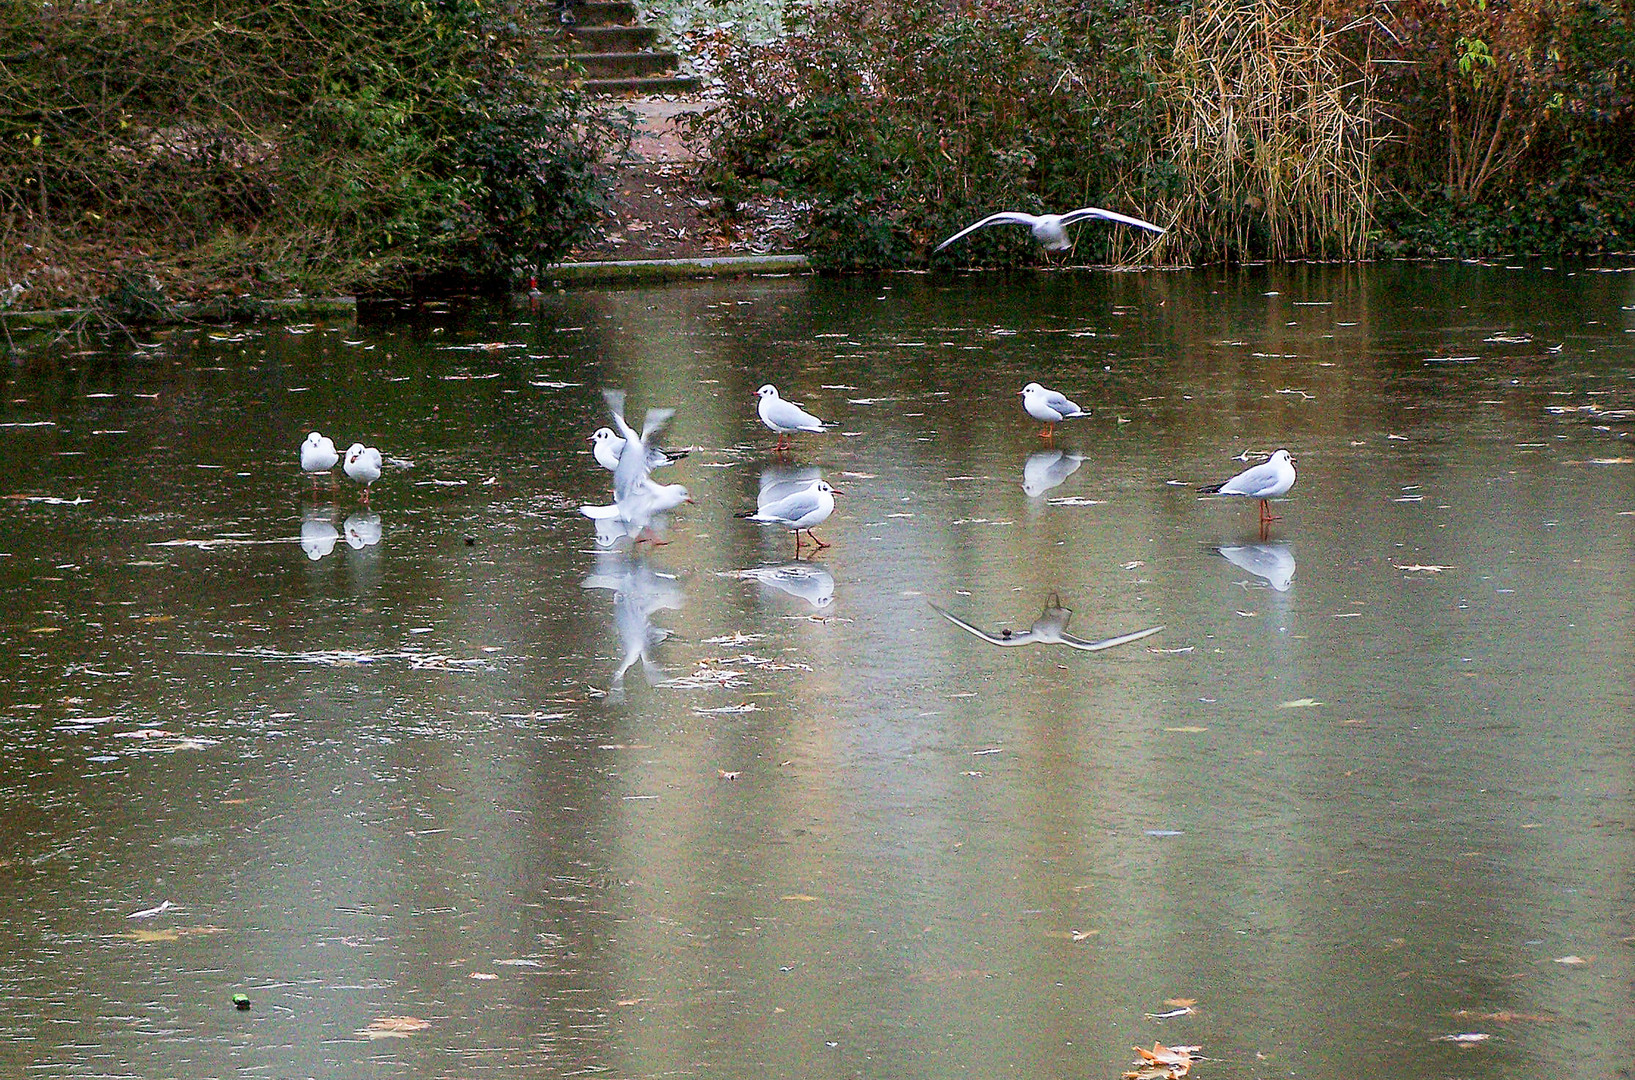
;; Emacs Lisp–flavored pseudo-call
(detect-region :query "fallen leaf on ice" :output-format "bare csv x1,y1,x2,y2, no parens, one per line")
120,928,178,943
1553,954,1589,965
780,894,818,902
1278,698,1323,708
1439,1032,1490,1045
115,925,221,943
1124,1042,1200,1079
358,1016,430,1039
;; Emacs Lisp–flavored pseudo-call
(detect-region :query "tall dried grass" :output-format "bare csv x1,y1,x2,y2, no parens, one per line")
1143,0,1382,262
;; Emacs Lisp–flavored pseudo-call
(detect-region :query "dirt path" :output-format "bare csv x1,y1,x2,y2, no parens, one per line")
563,96,804,263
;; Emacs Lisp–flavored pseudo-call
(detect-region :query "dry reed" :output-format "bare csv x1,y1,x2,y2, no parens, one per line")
1142,0,1382,262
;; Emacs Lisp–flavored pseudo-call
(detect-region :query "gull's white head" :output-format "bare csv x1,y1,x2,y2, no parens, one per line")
648,482,693,510
304,431,325,448
756,384,780,400
1272,449,1294,464
345,442,367,464
591,427,618,445
1020,382,1045,396
814,481,841,496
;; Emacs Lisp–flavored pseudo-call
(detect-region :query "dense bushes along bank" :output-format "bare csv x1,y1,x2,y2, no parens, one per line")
5,0,1633,312
1,0,631,314
691,0,1635,268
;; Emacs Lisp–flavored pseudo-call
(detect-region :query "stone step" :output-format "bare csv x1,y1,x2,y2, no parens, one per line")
573,0,637,26
582,74,703,95
548,50,681,79
556,25,658,52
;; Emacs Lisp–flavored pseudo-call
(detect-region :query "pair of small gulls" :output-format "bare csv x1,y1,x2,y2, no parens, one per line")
586,389,840,548
300,432,383,503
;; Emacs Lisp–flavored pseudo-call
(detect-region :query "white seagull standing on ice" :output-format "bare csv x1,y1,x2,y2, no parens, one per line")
300,432,339,488
1020,382,1087,439
755,384,827,452
343,443,383,504
934,206,1166,254
1198,449,1297,524
737,479,841,552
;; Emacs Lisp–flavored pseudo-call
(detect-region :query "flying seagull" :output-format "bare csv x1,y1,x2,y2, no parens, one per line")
934,206,1166,254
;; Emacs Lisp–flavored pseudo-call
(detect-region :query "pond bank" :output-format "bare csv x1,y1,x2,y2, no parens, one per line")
1,296,357,334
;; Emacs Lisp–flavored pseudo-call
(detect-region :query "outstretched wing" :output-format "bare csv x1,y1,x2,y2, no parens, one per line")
933,212,1042,253
639,407,675,443
1057,206,1167,235
929,602,1034,646
1058,624,1165,652
603,389,637,443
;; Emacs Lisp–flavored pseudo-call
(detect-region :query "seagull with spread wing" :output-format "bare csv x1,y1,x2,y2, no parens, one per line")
934,206,1166,254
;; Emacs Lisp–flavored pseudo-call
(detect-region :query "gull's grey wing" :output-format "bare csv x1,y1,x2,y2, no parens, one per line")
933,211,1042,253
929,602,1035,646
1220,460,1280,497
758,486,824,522
1042,390,1082,415
1058,624,1166,652
1057,206,1167,235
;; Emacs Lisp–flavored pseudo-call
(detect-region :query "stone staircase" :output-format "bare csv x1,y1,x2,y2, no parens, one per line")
549,1,701,96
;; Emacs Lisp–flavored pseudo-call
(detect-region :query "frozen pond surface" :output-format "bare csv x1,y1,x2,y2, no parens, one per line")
1,263,1632,1078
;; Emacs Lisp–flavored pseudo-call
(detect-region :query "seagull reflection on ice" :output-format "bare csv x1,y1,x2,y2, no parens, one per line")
1022,450,1089,497
300,508,340,561
758,464,823,505
727,563,835,610
930,593,1164,652
1216,541,1294,592
582,553,684,698
344,511,382,550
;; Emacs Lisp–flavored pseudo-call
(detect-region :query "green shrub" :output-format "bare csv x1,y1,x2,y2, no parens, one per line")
0,0,631,307
691,0,1177,270
1364,0,1635,254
